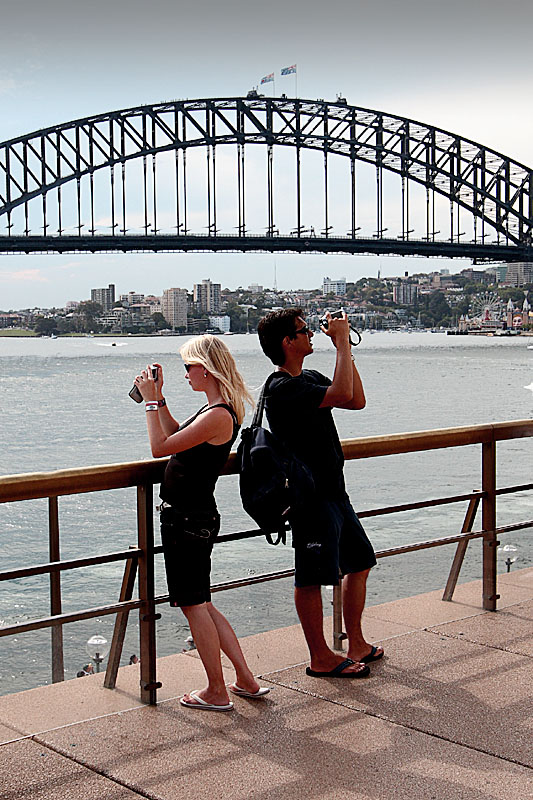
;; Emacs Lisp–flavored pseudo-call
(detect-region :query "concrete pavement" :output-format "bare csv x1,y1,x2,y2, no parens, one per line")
1,568,532,799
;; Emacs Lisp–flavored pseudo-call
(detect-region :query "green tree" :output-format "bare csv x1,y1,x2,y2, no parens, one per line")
77,300,103,332
151,312,168,331
33,317,59,336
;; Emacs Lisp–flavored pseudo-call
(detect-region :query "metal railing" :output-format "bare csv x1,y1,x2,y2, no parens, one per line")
1,419,532,705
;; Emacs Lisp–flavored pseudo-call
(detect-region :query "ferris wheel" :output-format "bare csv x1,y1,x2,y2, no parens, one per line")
469,292,503,323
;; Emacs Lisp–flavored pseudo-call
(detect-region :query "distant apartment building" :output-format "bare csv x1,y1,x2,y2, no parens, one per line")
194,279,221,313
0,313,23,328
208,315,231,333
119,292,145,306
502,262,533,287
393,282,418,305
460,268,490,284
322,276,346,296
248,283,263,294
90,284,115,312
484,265,508,283
161,288,188,329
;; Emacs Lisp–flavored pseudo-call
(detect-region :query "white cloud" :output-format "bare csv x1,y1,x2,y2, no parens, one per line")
0,269,48,283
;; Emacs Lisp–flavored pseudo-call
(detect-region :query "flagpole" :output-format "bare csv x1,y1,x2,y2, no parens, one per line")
295,66,297,98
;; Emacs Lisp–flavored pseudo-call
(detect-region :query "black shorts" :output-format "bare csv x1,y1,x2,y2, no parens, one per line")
160,506,220,607
290,493,376,587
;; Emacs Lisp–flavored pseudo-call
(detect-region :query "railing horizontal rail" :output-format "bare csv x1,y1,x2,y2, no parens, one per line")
495,483,533,496
0,599,143,637
357,491,483,519
374,520,533,558
1,420,532,503
4,518,531,640
0,548,141,582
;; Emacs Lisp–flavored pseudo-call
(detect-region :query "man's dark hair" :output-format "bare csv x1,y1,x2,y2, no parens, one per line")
257,308,304,366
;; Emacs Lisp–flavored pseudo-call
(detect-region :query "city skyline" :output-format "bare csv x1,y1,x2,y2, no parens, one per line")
1,0,532,307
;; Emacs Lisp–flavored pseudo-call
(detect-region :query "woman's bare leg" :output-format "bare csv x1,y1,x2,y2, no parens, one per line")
180,603,230,705
206,603,260,693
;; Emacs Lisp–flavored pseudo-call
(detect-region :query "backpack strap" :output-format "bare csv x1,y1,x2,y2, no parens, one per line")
252,372,278,428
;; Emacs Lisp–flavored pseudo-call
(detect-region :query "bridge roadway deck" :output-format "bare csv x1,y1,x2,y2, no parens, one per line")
1,568,532,800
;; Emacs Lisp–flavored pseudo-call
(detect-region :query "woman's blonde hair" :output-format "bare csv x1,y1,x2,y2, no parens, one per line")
179,334,254,424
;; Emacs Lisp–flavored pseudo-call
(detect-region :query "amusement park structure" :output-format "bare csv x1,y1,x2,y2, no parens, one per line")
458,291,531,333
1,95,533,260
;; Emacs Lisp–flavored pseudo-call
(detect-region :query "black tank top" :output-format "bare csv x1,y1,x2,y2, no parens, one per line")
160,403,239,511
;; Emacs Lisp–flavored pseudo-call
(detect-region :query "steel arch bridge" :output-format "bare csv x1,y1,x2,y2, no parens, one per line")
1,95,532,261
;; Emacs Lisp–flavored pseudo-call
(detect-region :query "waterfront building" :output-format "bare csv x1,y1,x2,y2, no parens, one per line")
501,262,533,287
460,268,490,283
193,279,221,313
322,276,346,295
484,265,507,283
161,288,188,329
208,315,231,333
90,284,115,312
0,312,23,328
393,282,418,305
119,292,145,306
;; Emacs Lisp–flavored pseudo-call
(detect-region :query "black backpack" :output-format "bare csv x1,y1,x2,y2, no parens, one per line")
236,375,315,545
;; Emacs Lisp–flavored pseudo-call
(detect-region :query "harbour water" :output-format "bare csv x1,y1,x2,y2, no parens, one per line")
1,331,532,696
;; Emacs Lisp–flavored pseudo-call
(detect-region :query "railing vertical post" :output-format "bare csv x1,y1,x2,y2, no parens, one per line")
104,545,139,690
48,496,64,683
137,483,161,704
482,439,499,611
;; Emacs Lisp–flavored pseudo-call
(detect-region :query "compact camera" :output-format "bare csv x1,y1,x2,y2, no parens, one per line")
129,365,159,403
320,310,362,347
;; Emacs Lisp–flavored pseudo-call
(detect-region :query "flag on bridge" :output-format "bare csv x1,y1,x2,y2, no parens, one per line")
261,73,274,84
281,64,297,76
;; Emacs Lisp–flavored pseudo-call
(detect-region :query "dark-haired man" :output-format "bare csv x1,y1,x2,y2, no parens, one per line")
257,309,383,678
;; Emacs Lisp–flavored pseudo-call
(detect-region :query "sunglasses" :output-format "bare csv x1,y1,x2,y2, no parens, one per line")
183,363,198,371
294,325,311,337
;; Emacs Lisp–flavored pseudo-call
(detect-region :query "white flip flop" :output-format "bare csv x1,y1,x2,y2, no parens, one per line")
229,684,271,698
180,690,234,712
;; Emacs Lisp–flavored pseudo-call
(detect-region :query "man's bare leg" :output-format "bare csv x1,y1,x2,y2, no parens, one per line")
294,585,367,674
342,570,384,663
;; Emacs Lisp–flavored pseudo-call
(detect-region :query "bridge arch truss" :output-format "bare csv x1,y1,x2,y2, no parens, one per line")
1,96,532,260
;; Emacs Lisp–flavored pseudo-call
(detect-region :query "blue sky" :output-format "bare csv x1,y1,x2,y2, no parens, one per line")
1,0,531,309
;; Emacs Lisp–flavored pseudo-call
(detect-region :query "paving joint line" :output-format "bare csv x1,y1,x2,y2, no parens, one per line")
264,677,533,771
424,626,533,657
31,734,165,800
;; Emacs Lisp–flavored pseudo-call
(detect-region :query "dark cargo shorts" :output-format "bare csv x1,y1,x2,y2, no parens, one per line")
289,492,377,587
160,506,220,607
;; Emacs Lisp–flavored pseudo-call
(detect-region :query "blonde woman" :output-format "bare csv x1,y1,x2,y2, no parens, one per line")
134,335,269,711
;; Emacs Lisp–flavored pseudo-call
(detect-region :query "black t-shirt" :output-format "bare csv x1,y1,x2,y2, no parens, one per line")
264,369,345,497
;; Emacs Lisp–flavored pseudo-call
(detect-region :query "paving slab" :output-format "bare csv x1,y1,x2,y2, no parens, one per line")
364,578,533,628
35,682,533,800
0,654,209,742
498,566,533,591
0,738,142,800
430,598,533,656
263,629,533,768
